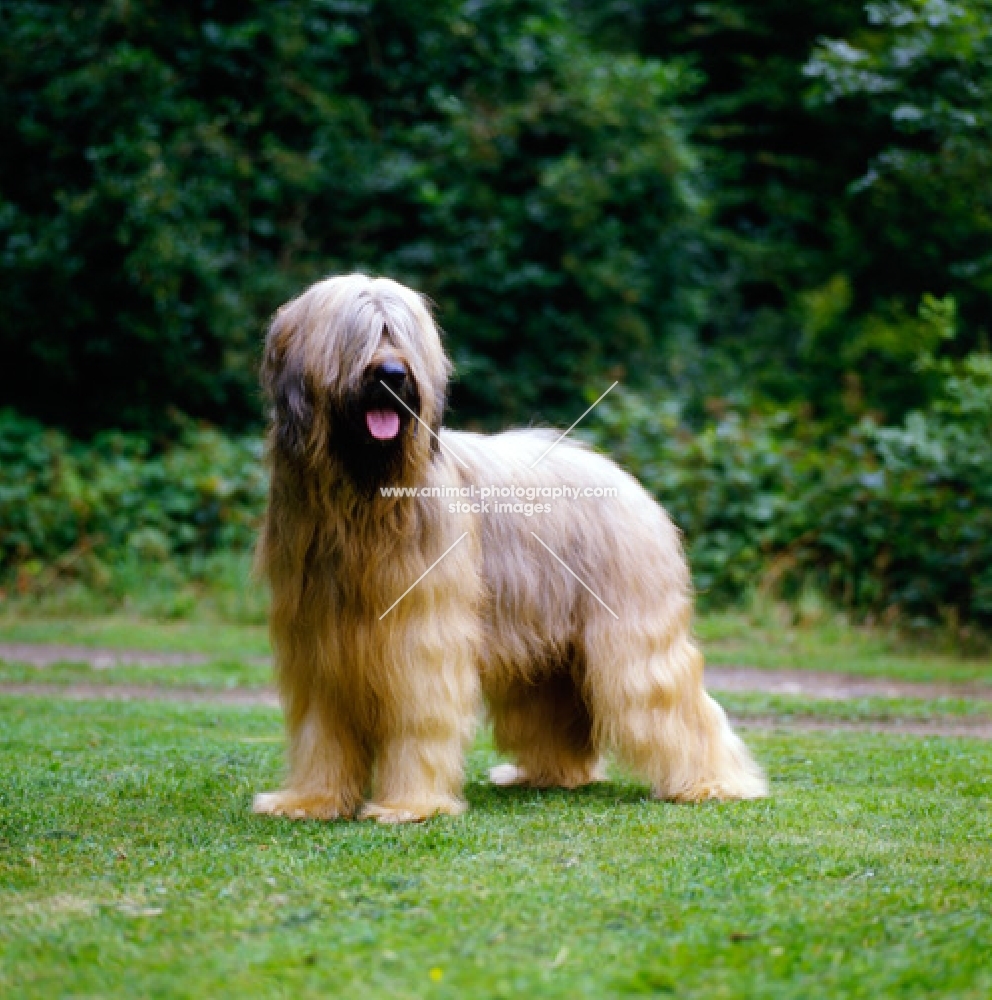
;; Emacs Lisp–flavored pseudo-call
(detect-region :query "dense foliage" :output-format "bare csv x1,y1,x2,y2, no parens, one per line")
580,0,992,421
3,1,990,432
588,349,992,627
0,0,701,432
0,412,265,586
1,2,989,627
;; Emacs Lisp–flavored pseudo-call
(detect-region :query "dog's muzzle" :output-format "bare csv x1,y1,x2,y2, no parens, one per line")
355,359,419,445
327,357,422,491
365,361,410,441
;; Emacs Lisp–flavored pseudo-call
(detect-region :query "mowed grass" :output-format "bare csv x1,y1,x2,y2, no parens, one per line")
0,658,272,692
719,691,992,723
697,611,992,685
0,615,269,657
2,697,991,999
2,660,991,728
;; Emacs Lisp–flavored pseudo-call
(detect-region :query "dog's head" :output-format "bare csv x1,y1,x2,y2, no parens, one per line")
261,274,450,491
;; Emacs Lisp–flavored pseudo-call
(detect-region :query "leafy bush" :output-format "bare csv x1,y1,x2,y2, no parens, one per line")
0,411,266,593
3,2,992,437
588,352,992,627
578,0,992,422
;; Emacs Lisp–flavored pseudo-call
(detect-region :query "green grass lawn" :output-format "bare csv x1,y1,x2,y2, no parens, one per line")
698,611,992,685
2,658,990,729
719,690,992,723
0,657,272,692
0,614,269,657
2,697,991,999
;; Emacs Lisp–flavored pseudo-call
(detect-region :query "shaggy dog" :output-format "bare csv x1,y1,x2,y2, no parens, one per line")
253,274,766,824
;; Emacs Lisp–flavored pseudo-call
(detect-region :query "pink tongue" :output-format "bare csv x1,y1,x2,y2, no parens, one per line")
366,408,401,440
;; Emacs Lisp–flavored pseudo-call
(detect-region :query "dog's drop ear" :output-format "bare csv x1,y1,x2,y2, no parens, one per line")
261,308,313,459
269,358,312,459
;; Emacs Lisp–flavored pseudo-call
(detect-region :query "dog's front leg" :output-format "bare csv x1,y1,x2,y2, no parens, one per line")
254,695,370,821
360,639,479,824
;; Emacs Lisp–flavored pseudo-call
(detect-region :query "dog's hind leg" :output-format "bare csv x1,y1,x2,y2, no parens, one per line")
487,672,605,789
584,616,767,803
254,688,370,821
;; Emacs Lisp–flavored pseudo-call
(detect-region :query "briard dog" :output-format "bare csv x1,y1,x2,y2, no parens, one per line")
253,274,766,824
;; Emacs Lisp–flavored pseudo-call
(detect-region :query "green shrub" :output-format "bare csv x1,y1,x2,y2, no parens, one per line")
4,2,992,437
588,352,992,627
0,411,266,590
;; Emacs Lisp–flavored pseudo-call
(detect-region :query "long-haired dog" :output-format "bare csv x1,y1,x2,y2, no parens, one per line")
253,274,766,823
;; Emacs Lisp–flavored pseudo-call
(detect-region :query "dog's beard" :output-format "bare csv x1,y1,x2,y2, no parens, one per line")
330,373,422,496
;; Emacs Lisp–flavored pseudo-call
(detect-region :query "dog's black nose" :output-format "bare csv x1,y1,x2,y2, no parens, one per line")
375,359,409,390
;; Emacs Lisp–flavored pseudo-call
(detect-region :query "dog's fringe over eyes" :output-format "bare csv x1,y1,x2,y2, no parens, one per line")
253,273,767,824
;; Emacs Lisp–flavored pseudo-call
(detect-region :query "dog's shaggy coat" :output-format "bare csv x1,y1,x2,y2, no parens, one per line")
253,274,766,823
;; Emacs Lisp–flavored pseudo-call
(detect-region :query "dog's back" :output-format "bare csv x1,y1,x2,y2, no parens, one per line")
443,427,687,674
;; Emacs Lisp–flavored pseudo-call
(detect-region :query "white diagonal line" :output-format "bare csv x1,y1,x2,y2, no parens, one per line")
530,532,619,620
379,532,469,620
528,381,618,469
379,381,470,469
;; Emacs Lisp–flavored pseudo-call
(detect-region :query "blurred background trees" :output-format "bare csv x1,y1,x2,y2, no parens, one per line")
0,0,704,431
1,0,990,628
577,0,992,422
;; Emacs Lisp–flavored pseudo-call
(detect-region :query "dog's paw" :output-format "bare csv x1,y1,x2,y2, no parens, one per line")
359,803,423,825
359,798,467,824
489,763,528,787
659,773,769,804
489,761,607,789
252,790,347,821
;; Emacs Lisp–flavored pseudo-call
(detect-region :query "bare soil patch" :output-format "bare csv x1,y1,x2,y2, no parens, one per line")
0,681,277,707
0,642,212,669
4,641,990,701
705,665,992,702
732,714,992,740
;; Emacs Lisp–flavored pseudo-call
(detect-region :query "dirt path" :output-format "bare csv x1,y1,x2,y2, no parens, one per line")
731,714,992,739
0,681,278,706
704,665,992,702
2,641,989,701
0,642,213,668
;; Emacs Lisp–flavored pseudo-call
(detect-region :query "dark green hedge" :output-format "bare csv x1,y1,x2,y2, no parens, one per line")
0,414,266,577
578,0,992,423
0,0,701,433
4,1,991,435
